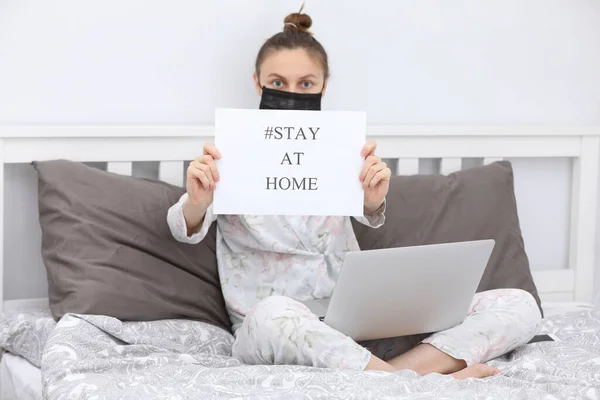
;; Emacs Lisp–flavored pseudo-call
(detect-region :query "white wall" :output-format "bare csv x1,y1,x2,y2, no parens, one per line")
1,0,600,301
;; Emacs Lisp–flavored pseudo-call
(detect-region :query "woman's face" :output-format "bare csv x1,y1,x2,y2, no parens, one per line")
254,48,327,96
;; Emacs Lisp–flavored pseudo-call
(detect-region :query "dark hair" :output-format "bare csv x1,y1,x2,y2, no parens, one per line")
255,11,329,78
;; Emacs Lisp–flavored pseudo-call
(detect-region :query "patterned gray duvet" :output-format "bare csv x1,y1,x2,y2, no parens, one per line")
35,309,599,399
0,309,597,399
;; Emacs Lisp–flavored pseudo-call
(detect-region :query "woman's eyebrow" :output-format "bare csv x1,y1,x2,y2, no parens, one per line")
267,73,287,80
299,74,317,80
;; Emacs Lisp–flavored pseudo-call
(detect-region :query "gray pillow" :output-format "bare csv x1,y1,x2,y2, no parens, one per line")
352,161,543,316
33,160,232,332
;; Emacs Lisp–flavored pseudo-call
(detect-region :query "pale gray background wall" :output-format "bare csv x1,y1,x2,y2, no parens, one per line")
1,0,600,301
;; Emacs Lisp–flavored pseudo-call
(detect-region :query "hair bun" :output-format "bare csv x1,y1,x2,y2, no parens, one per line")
284,12,313,34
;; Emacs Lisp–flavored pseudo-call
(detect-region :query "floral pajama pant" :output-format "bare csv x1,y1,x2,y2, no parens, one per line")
231,289,542,371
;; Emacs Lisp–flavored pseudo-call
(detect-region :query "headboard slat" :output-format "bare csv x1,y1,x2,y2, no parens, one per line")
107,162,133,176
484,157,503,165
397,158,419,176
569,136,600,302
440,158,462,175
0,139,4,312
159,161,184,187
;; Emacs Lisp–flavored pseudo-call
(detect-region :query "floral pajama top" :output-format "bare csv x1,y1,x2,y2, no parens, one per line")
167,193,385,333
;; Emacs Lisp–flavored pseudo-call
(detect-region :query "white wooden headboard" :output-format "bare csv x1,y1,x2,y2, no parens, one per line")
1,125,599,312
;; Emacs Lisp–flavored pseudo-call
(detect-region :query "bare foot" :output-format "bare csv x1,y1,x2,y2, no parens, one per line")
451,364,500,380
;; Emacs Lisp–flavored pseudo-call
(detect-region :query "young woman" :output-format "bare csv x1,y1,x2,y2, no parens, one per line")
168,10,541,379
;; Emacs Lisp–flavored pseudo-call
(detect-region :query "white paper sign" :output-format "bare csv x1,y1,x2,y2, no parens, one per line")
213,108,366,216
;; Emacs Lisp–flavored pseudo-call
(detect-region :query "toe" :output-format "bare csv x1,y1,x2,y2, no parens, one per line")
475,364,498,378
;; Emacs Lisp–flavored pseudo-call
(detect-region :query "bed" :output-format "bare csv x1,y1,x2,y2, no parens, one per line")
1,303,598,399
1,353,42,400
1,125,599,399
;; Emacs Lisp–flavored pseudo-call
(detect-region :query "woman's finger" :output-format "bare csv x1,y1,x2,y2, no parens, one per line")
191,161,215,189
205,155,220,182
369,166,391,188
195,155,220,182
187,166,211,191
203,143,222,160
361,140,377,158
359,155,382,182
364,162,386,188
195,162,215,189
192,156,219,184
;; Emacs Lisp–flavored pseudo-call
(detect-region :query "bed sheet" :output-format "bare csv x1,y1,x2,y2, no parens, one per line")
0,309,56,368
0,301,592,365
39,308,600,399
0,353,42,400
1,303,598,399
542,301,594,317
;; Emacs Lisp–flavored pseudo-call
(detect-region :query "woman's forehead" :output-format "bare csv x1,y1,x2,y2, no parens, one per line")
260,48,324,79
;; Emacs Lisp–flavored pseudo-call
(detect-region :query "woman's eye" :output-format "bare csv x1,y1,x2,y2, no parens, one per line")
273,80,283,88
302,81,313,89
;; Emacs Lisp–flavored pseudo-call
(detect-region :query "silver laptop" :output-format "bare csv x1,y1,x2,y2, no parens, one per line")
301,240,495,341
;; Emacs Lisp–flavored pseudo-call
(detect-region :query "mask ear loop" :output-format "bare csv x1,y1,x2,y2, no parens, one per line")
258,82,268,95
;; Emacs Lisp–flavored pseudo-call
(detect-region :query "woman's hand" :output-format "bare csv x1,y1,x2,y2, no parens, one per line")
186,143,221,209
359,140,391,215
182,143,221,235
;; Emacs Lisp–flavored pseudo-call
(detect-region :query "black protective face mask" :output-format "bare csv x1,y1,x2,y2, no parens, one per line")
259,86,322,111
